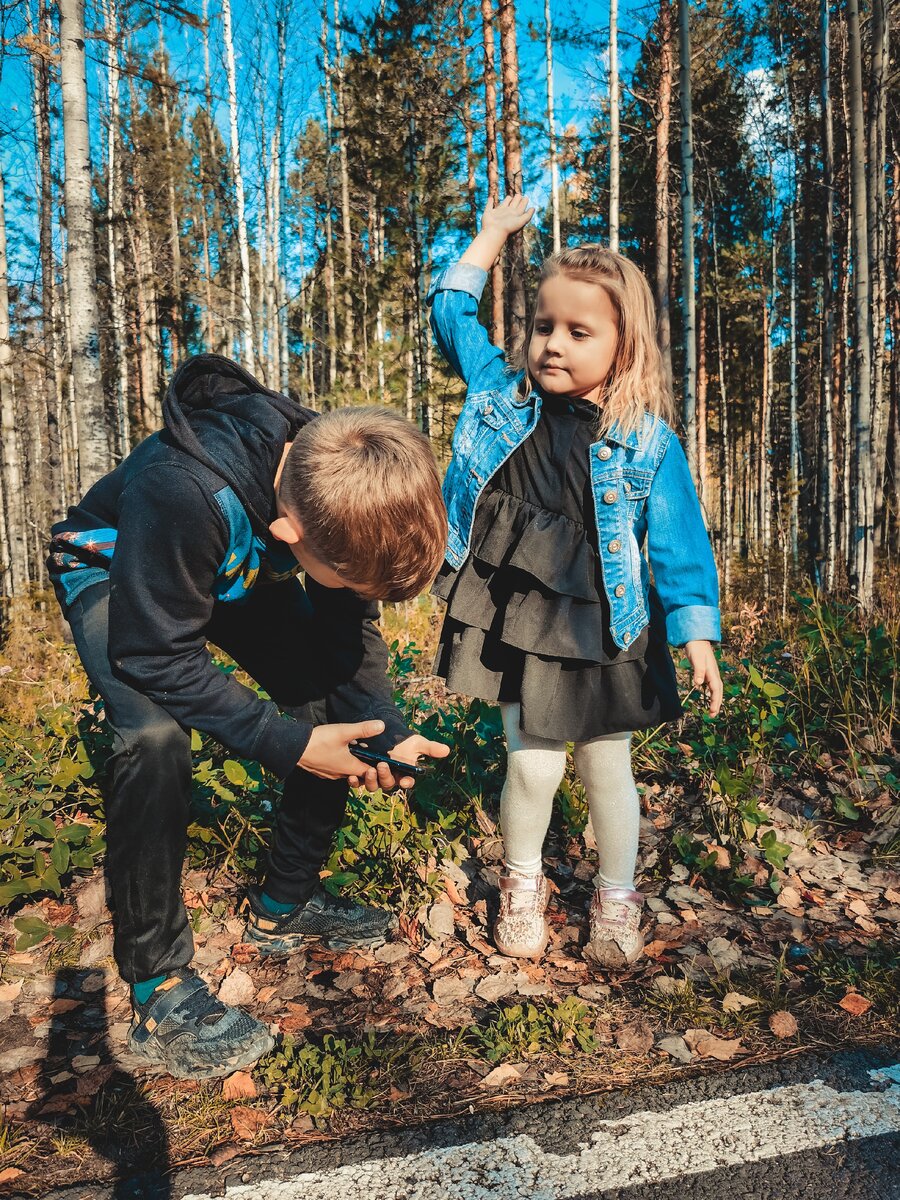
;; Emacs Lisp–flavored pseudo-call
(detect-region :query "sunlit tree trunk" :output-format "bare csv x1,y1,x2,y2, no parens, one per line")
333,0,354,370
497,0,526,352
156,7,183,366
654,0,673,395
819,0,836,588
608,0,619,252
0,157,26,595
222,0,256,373
677,0,696,473
847,0,873,604
868,0,888,545
60,0,107,489
458,1,479,236
544,0,560,252
481,0,505,346
105,0,130,459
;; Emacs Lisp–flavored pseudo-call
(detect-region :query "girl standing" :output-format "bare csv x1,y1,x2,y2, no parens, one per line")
428,195,723,966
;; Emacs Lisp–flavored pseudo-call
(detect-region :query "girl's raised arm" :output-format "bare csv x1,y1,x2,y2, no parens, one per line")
428,196,534,394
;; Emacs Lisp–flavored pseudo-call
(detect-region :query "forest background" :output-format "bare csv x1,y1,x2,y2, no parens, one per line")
0,0,897,1178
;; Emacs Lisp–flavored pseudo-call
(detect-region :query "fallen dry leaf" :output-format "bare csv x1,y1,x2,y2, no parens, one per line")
684,1029,743,1061
642,939,681,960
0,1168,24,1184
768,1010,798,1039
0,980,23,1003
615,1022,655,1054
480,1063,523,1088
838,991,873,1017
230,1106,270,1141
777,886,803,911
722,992,756,1013
208,1144,242,1167
543,1071,569,1088
222,1071,257,1101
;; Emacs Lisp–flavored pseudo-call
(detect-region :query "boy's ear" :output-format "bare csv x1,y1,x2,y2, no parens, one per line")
269,514,302,545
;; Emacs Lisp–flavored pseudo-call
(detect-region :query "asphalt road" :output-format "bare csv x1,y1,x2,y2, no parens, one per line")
31,1046,900,1200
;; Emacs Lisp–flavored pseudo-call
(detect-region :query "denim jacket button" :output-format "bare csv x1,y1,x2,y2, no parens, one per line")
597,445,612,460
615,583,626,598
623,631,631,644
608,539,622,553
623,481,632,491
484,404,493,414
603,490,617,504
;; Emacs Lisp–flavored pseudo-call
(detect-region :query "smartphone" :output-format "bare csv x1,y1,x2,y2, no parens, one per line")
348,742,431,778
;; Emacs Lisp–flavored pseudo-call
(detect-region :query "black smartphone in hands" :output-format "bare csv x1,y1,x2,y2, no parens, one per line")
348,742,431,778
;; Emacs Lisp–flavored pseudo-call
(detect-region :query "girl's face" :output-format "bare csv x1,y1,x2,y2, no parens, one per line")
527,274,619,405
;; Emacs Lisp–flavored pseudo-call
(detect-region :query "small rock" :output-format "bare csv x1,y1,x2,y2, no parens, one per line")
0,1045,45,1074
217,968,256,1006
615,1022,655,1054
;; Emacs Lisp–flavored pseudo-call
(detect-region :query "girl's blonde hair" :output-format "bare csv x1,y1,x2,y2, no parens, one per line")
517,244,676,439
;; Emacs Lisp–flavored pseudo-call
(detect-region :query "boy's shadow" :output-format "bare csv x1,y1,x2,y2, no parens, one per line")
27,966,172,1199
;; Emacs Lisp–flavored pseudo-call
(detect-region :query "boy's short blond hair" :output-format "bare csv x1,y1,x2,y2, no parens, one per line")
280,408,447,601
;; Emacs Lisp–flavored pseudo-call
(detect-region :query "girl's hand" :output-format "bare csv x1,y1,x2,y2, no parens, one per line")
481,194,535,238
461,194,535,271
684,640,723,716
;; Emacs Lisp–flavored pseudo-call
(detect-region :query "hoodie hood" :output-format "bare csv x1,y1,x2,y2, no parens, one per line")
162,354,314,536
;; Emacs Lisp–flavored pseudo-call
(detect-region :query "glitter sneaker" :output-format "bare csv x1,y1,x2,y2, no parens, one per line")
584,886,645,968
492,871,551,959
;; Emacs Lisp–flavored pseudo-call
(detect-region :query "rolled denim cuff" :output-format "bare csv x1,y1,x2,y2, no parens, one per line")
666,604,721,647
427,262,489,305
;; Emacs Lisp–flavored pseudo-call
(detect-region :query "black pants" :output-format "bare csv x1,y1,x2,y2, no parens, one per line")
67,579,348,984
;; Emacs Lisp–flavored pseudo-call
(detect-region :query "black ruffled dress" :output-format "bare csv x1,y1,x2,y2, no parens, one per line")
433,395,683,741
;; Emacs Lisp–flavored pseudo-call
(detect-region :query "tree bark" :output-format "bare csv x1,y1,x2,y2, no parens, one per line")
156,8,184,365
677,0,696,471
544,0,560,252
0,156,27,595
608,0,619,252
333,0,354,369
481,0,505,346
222,0,256,374
846,0,874,604
654,0,673,395
59,0,108,490
105,0,130,459
497,0,526,352
819,0,836,588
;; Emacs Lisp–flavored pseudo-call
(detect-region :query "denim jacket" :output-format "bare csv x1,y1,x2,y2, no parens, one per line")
428,261,721,650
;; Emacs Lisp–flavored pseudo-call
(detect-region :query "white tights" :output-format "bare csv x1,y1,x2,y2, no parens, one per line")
499,703,640,890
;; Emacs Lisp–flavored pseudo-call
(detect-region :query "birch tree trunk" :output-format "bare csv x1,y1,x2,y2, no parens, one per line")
0,157,26,595
222,0,256,374
321,8,337,392
868,0,888,543
333,0,354,369
847,0,874,604
481,0,505,346
29,0,65,521
608,0,619,253
677,0,696,473
276,8,289,391
544,0,560,252
819,0,836,588
59,0,107,490
497,0,526,352
105,0,130,459
778,39,800,568
654,0,673,395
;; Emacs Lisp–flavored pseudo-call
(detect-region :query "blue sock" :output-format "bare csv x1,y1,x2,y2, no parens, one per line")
132,974,167,1005
260,890,296,916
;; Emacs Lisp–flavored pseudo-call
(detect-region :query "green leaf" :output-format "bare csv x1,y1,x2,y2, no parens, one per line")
191,729,203,752
223,760,248,786
13,915,51,950
833,794,861,821
759,829,791,870
50,839,70,875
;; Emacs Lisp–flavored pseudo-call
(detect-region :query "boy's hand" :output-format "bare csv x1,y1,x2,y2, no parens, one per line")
460,194,535,272
684,640,723,716
480,194,535,238
299,720,390,792
377,734,451,791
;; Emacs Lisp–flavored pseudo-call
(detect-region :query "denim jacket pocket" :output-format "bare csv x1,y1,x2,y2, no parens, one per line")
621,466,654,518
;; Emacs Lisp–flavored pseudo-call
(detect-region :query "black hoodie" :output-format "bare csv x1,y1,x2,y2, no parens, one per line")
49,355,411,777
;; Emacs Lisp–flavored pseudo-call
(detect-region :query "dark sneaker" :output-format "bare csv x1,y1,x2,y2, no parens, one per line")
127,969,274,1080
243,885,397,955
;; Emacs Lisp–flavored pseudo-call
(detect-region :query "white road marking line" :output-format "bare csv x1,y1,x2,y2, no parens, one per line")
185,1064,900,1200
